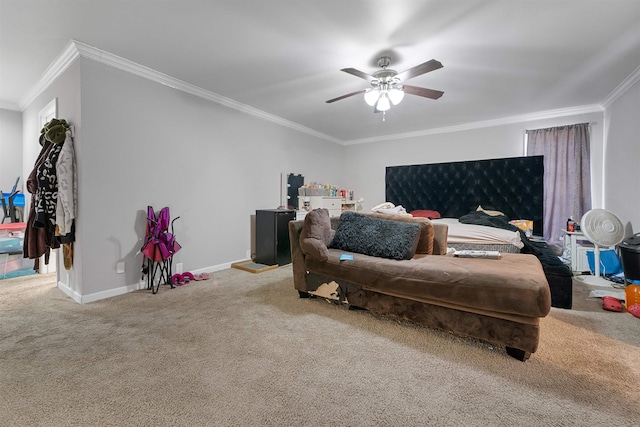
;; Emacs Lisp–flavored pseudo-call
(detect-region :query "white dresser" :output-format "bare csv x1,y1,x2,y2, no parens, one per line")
298,196,345,217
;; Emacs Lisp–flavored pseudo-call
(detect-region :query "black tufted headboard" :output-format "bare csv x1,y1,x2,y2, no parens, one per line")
385,156,544,234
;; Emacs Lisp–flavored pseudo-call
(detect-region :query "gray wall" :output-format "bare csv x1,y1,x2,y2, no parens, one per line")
604,80,640,237
73,58,344,297
0,108,23,192
344,112,605,215
344,94,640,241
14,52,638,301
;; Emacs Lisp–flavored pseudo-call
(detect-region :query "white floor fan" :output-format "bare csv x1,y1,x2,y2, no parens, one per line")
577,209,625,287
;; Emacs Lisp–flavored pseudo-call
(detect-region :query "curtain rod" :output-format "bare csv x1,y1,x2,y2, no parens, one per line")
523,122,597,134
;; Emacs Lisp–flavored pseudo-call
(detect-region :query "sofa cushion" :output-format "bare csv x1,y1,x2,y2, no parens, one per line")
305,250,551,319
329,211,421,260
366,212,435,255
299,208,335,261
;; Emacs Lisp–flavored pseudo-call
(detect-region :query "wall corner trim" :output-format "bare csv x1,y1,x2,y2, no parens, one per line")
19,40,80,111
601,63,640,109
56,280,83,304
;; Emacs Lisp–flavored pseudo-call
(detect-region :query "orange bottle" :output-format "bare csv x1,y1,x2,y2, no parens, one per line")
626,284,640,308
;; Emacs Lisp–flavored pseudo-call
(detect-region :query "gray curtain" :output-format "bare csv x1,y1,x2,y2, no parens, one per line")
526,123,591,249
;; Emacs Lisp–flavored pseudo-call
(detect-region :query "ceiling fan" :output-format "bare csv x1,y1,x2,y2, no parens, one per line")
326,56,444,115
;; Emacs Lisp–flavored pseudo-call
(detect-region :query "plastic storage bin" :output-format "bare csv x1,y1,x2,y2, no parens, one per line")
0,222,26,238
0,222,26,254
0,237,23,253
619,233,640,284
1,253,35,279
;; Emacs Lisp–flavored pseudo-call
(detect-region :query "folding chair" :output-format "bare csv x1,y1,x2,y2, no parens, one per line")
140,206,181,293
1,177,21,224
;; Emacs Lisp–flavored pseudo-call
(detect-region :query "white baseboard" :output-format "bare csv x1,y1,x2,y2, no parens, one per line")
56,281,82,304
58,260,243,304
190,260,240,275
58,280,144,304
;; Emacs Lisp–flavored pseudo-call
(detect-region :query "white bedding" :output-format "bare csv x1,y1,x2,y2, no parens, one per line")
432,218,524,249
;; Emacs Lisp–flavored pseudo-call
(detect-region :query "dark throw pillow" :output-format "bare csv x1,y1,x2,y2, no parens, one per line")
299,208,335,261
366,212,435,255
329,211,421,260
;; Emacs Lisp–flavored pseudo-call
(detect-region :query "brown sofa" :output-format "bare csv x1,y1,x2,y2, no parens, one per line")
288,210,552,361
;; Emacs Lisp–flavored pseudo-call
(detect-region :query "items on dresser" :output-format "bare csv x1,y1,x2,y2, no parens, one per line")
297,184,356,218
298,196,342,217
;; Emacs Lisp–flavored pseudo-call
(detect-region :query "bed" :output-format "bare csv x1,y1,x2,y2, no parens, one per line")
431,218,523,253
385,156,573,309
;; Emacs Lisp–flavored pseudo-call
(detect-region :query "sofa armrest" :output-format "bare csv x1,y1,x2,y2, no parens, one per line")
330,217,341,231
432,222,448,255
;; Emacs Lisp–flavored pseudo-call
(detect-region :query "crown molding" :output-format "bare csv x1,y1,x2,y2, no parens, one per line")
601,63,640,108
344,104,604,145
19,40,343,145
0,101,21,111
18,40,80,111
18,38,634,146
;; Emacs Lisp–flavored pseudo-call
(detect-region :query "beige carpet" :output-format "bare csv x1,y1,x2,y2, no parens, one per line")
1,268,639,426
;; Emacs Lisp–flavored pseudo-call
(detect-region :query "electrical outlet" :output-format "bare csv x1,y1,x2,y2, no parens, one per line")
246,249,251,259
176,263,183,274
116,261,125,274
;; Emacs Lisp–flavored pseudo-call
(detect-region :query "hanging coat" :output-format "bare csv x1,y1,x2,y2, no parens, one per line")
55,130,77,241
23,139,59,266
33,141,63,229
23,118,69,268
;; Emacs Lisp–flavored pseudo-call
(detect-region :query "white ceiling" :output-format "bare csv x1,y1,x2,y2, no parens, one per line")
2,0,640,144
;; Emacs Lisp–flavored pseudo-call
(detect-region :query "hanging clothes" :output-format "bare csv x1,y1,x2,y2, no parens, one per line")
23,139,57,269
54,129,77,269
33,140,63,228
23,118,70,271
55,129,76,236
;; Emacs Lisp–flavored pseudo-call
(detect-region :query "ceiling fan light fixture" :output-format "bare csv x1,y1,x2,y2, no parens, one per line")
327,57,443,116
364,89,379,106
376,93,391,111
388,87,404,105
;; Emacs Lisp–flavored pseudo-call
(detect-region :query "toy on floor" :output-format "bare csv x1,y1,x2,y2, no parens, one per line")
170,271,210,285
628,304,640,319
602,296,623,312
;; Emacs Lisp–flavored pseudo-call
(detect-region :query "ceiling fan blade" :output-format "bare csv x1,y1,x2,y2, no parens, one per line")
397,59,443,81
403,84,444,100
326,89,366,103
341,68,375,82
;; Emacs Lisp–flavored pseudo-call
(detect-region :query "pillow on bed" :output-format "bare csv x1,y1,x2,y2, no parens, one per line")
411,209,441,219
299,208,335,262
476,205,506,217
366,212,434,255
329,211,421,260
